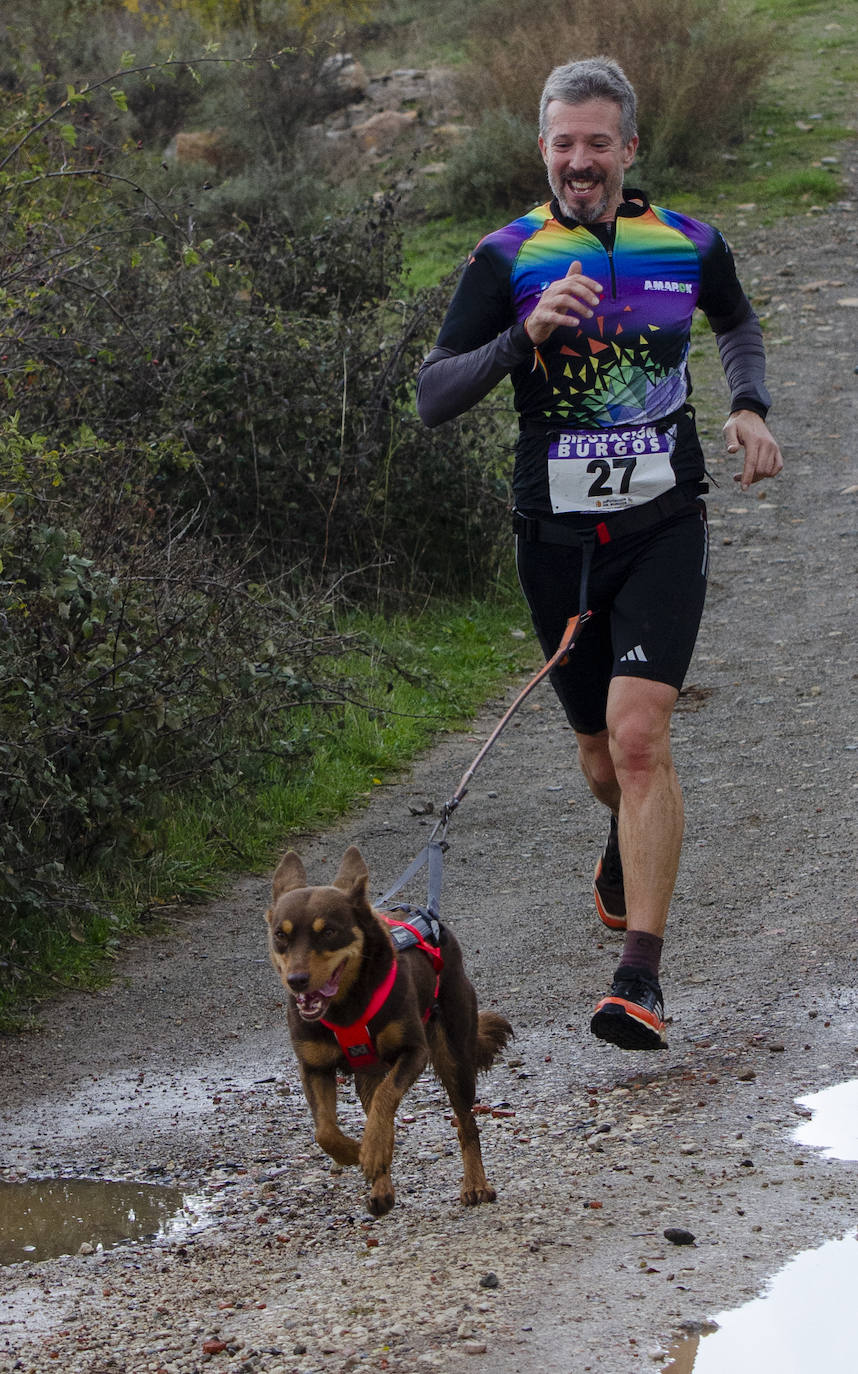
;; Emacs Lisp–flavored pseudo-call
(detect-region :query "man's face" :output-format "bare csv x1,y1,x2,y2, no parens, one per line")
539,97,638,224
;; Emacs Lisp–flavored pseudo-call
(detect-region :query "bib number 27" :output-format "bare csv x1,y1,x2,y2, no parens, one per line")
587,455,636,497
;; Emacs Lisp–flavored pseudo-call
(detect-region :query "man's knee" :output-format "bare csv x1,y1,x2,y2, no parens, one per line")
606,678,677,778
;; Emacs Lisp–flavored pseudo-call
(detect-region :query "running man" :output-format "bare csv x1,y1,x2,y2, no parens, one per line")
417,56,782,1050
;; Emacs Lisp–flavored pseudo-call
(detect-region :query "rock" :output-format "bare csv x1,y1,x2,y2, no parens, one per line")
319,53,370,105
350,109,419,153
164,129,239,173
664,1228,696,1246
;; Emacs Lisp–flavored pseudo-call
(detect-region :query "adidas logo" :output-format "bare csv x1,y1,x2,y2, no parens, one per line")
620,644,648,663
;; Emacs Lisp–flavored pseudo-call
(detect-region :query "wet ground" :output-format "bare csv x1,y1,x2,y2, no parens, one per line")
1,161,857,1374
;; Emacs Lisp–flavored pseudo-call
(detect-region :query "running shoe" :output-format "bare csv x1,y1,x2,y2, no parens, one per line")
590,966,667,1051
594,813,626,930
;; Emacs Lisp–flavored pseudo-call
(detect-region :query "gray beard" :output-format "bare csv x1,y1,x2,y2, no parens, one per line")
550,173,611,224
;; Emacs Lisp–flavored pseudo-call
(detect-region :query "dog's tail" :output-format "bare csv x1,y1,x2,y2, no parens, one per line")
475,1010,514,1072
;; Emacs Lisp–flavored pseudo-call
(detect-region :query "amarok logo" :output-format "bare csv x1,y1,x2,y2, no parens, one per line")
643,280,693,294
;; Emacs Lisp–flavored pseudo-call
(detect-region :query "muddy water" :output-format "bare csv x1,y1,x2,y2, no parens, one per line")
664,1079,858,1371
664,1232,858,1371
0,1178,199,1265
794,1078,858,1160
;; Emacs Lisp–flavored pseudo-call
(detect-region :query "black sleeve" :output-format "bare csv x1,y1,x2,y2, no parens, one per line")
416,243,533,427
699,231,771,419
416,327,533,428
714,303,772,419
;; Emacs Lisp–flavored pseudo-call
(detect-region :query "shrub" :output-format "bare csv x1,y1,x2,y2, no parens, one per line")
0,440,374,989
0,49,515,998
434,0,779,214
427,110,544,218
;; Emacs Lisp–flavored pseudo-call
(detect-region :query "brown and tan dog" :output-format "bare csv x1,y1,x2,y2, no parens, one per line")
265,845,513,1216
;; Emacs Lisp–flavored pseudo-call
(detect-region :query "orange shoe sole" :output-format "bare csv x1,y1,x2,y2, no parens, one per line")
590,994,667,1050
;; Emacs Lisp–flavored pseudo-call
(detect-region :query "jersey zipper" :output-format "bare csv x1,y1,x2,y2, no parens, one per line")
585,220,618,298
605,222,618,299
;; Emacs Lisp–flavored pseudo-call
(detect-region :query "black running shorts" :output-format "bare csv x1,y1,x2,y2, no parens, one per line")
515,502,709,736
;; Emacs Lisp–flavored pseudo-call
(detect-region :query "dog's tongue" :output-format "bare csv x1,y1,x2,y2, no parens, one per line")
295,990,331,1020
295,967,343,1020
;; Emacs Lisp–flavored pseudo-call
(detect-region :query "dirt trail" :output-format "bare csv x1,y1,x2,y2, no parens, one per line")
1,169,857,1373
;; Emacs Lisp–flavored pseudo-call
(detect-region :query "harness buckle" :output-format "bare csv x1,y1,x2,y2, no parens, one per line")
512,510,539,543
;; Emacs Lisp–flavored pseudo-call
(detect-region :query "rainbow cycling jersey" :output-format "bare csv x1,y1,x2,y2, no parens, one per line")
436,189,748,428
418,189,769,515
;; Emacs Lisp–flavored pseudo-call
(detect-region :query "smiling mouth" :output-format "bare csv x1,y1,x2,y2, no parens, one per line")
293,961,346,1020
565,175,602,194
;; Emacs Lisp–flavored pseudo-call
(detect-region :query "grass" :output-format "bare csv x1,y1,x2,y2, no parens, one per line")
161,593,540,870
1,587,539,1028
402,216,488,290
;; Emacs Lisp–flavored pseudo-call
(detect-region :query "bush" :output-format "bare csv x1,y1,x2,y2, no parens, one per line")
0,441,376,990
1,115,511,597
433,0,778,214
428,110,544,218
0,49,514,997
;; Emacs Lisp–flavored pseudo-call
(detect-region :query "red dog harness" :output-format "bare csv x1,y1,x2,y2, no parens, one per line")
320,909,443,1071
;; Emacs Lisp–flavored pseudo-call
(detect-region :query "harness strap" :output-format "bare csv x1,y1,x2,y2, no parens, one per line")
512,480,707,550
320,913,444,1071
381,910,444,977
375,838,444,916
320,958,397,1069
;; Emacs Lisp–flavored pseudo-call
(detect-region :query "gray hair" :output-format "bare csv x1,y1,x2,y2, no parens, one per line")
538,56,637,143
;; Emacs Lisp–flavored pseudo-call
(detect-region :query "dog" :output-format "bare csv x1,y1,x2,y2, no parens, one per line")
265,845,513,1216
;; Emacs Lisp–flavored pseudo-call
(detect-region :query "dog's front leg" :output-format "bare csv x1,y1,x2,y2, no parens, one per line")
358,1042,429,1216
299,1064,360,1167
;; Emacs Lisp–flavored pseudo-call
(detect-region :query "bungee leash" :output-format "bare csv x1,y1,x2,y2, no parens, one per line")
373,602,593,916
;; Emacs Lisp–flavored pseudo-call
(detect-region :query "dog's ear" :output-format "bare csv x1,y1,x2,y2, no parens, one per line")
331,845,370,901
271,850,308,902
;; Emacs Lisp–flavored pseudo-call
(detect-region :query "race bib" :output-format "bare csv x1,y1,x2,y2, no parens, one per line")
547,424,677,513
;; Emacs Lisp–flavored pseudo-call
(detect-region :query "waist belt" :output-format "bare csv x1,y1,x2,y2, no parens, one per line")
512,482,706,549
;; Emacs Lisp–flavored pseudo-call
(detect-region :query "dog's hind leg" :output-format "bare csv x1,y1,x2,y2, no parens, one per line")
300,1065,360,1167
429,1025,499,1206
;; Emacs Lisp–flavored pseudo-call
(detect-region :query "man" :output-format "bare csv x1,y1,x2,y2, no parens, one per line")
416,56,782,1051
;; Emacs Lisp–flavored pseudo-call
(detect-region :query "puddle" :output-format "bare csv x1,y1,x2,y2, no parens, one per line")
664,1080,858,1368
0,1178,206,1266
664,1232,858,1370
793,1079,858,1160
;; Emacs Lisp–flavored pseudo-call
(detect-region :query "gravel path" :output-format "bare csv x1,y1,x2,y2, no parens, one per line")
1,157,857,1374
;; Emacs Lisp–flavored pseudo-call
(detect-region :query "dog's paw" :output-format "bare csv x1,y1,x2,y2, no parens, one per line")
369,1179,395,1216
461,1183,497,1206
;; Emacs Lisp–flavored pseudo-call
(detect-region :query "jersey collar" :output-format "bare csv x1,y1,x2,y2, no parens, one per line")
550,186,650,231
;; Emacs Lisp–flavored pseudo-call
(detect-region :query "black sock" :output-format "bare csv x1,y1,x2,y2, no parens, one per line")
619,930,663,979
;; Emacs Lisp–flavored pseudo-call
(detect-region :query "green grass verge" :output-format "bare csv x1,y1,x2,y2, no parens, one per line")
1,587,539,1028
160,591,540,871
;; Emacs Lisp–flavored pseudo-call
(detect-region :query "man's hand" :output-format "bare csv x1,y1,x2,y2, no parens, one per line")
723,410,783,492
524,260,604,345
